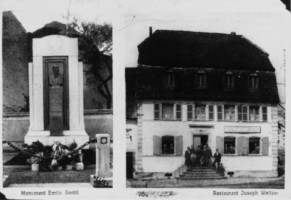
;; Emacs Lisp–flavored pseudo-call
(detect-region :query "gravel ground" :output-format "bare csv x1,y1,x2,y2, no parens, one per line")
128,176,285,188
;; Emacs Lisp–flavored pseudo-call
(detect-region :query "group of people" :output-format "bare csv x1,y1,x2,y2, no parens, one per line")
184,144,222,171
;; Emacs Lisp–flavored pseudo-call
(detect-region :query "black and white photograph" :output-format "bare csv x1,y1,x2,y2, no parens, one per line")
125,0,289,190
1,0,113,191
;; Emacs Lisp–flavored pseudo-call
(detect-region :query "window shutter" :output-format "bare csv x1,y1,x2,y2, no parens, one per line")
238,106,242,121
208,105,214,121
237,136,248,155
217,105,223,121
153,135,162,156
262,137,269,155
176,104,182,120
175,136,183,156
154,104,160,120
262,107,268,122
187,105,193,121
216,136,224,154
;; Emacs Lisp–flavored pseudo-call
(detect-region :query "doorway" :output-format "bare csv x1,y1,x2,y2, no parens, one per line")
126,152,134,179
193,135,208,148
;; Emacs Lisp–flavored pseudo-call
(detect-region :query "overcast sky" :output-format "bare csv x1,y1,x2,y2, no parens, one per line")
2,0,290,102
123,0,290,103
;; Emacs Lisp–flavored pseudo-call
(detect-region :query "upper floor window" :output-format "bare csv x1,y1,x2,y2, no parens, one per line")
208,105,214,121
195,105,206,120
195,70,207,88
164,72,175,87
249,106,260,121
249,73,259,90
238,105,248,122
225,71,235,89
154,103,181,121
262,106,268,122
162,104,174,120
224,105,235,121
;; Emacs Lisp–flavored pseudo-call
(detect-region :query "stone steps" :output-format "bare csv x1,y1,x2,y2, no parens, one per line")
180,166,226,180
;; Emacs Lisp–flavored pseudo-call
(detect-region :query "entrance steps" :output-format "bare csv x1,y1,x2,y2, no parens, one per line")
180,166,226,180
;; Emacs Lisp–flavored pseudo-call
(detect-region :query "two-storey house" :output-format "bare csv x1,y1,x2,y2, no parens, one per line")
126,29,280,179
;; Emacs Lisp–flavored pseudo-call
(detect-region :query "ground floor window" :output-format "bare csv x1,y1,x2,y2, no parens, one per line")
224,137,235,154
162,136,174,154
249,137,260,154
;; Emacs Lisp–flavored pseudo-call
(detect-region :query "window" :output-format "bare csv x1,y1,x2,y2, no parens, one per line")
176,104,182,120
208,105,214,121
224,105,235,121
162,104,174,120
250,73,259,90
164,72,175,87
195,70,207,87
187,105,193,121
225,71,234,89
249,137,260,154
224,137,236,154
262,106,268,122
238,105,248,121
154,104,161,120
162,136,174,154
155,103,182,120
195,105,206,120
249,106,260,121
217,105,223,121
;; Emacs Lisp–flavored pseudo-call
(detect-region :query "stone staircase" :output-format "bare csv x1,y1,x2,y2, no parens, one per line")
180,166,226,180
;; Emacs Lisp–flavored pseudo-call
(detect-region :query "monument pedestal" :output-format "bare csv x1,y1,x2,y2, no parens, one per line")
24,35,89,148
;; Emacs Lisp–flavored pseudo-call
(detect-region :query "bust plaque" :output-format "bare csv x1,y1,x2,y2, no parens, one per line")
44,57,69,136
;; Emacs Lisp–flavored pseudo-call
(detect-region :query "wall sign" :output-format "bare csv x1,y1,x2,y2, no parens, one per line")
191,129,211,134
224,126,261,133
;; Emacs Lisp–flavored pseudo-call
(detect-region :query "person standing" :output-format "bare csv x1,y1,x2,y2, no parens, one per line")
213,149,222,171
184,147,191,169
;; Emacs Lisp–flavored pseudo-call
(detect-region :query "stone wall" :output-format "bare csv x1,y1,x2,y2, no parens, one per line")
3,112,113,149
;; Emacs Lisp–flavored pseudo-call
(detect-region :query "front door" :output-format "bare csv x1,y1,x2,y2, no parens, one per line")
193,135,208,148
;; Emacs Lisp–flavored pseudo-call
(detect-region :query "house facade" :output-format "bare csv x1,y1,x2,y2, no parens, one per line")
126,29,280,178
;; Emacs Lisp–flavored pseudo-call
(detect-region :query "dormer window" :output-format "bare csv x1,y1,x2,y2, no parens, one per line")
249,73,259,90
195,69,207,88
225,71,234,89
164,72,175,87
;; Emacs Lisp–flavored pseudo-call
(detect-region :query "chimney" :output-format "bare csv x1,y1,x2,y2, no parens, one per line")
230,32,236,35
149,27,153,36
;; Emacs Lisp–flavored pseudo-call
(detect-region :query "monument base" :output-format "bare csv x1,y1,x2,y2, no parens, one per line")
25,130,89,149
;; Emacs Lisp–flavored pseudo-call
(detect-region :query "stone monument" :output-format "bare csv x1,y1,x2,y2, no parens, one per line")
95,134,110,177
24,35,89,147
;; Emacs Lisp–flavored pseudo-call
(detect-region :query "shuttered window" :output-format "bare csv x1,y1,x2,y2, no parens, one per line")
262,106,268,122
224,137,236,154
187,105,193,121
217,105,223,121
262,137,269,155
153,135,162,155
162,136,174,154
208,105,214,121
249,137,260,154
154,104,161,120
176,104,182,120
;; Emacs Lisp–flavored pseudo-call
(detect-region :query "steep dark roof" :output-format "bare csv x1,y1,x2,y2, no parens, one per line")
126,66,280,118
138,30,275,71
